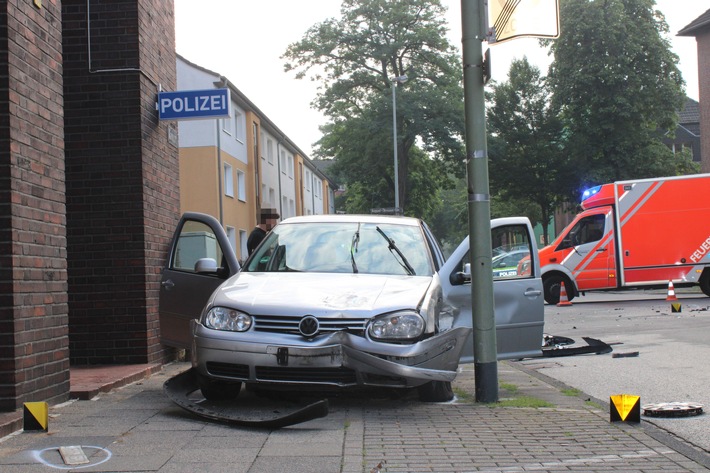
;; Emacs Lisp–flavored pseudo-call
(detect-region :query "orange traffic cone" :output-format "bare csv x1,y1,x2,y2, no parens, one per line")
666,281,678,301
557,281,573,307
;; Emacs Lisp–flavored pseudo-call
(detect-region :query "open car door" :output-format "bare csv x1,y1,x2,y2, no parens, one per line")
159,212,240,348
440,217,545,362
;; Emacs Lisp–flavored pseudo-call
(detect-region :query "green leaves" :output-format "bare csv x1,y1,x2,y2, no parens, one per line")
284,0,465,227
547,0,686,184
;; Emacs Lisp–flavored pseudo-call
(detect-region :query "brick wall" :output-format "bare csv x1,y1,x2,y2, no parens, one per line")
0,0,70,410
62,0,179,364
697,31,710,174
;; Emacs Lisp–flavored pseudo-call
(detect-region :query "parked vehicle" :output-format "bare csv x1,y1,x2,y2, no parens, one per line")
534,174,710,304
492,249,530,278
159,213,544,402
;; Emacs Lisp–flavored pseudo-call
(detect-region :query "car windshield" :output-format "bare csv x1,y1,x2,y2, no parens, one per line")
244,221,433,276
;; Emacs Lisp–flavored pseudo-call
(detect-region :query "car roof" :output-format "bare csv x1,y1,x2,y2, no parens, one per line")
279,214,423,226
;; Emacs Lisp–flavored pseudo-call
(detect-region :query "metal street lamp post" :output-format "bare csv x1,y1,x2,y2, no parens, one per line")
391,74,407,214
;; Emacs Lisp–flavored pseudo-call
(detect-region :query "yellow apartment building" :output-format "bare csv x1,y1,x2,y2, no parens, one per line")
176,55,335,263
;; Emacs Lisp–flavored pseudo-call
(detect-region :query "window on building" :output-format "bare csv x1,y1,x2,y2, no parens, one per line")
237,170,246,201
314,177,321,198
226,226,237,252
288,155,294,179
222,115,233,136
282,196,288,217
280,150,287,174
305,170,312,191
239,229,248,263
267,139,274,165
234,109,244,142
224,163,234,197
269,188,276,207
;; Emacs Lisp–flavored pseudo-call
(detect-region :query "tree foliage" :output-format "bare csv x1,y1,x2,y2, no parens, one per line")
487,58,575,243
546,0,686,188
282,0,465,216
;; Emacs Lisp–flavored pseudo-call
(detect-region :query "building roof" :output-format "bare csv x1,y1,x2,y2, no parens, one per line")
679,97,700,125
678,9,710,36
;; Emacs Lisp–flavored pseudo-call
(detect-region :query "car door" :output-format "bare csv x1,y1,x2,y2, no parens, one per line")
556,208,615,291
440,217,544,362
159,212,240,348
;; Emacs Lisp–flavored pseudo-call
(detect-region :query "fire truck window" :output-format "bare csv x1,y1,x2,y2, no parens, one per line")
570,214,605,246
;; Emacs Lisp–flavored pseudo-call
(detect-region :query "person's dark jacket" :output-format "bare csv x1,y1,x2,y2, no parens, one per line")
247,226,266,255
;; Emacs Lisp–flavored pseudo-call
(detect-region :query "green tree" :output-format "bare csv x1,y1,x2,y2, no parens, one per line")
546,0,686,188
283,0,465,216
487,58,574,244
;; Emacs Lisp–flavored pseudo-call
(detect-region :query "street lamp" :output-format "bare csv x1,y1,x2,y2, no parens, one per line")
391,74,407,214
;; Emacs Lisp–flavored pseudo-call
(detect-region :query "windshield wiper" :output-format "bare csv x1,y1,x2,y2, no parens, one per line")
351,224,360,274
375,226,415,275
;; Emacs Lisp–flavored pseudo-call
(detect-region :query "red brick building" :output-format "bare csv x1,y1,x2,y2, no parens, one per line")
679,9,710,173
0,1,179,412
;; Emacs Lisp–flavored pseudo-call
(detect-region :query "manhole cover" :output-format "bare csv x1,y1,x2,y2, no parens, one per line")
642,402,704,418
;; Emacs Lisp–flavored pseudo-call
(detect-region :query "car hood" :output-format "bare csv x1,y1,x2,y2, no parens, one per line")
211,272,433,317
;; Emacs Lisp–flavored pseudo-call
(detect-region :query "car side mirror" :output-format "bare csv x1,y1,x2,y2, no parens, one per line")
449,263,472,286
194,258,218,274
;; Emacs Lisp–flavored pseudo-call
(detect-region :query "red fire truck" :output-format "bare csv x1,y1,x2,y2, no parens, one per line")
536,174,710,304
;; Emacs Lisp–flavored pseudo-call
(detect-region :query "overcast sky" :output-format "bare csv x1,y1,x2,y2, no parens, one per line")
175,0,707,158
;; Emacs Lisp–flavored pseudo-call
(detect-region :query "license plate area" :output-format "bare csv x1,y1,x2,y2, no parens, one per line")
267,345,343,367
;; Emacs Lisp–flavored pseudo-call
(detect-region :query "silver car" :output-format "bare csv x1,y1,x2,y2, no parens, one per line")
159,213,544,402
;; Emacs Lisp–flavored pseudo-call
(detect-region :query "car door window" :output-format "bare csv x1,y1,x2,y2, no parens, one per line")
172,220,224,273
454,225,534,281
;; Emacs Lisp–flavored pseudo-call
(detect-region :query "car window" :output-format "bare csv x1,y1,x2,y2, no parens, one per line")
244,221,434,276
454,224,534,281
171,220,225,273
558,213,605,249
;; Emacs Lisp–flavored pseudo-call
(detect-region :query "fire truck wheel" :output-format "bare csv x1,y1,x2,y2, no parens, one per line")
700,271,710,297
543,274,575,305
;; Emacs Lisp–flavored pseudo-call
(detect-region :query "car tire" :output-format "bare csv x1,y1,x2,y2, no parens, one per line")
417,380,454,402
197,373,242,401
543,274,575,305
700,271,710,297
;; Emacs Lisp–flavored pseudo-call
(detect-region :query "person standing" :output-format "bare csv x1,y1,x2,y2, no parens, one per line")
247,208,279,255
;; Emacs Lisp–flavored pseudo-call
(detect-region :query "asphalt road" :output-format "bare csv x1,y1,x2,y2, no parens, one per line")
516,288,710,455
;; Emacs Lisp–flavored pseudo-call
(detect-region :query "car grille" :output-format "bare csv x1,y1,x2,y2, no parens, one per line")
253,315,367,335
206,362,249,380
255,366,357,385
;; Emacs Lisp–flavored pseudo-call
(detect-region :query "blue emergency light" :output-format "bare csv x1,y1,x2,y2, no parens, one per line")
581,185,602,201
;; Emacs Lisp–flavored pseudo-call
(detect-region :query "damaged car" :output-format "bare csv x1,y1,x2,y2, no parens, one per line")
159,213,544,402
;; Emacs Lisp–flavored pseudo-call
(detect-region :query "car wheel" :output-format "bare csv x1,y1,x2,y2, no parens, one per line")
197,373,242,401
543,274,575,305
417,381,454,402
700,271,710,297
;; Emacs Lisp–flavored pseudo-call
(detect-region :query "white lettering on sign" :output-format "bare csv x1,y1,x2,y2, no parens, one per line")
159,95,226,114
690,235,710,263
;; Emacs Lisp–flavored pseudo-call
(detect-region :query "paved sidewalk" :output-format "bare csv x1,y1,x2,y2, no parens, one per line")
0,361,708,472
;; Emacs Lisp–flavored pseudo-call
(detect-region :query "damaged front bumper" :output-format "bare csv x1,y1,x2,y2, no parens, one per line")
191,320,472,388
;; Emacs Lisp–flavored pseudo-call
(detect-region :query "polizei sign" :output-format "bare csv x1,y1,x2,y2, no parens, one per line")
157,88,231,120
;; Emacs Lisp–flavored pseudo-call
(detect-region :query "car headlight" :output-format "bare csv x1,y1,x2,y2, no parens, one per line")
204,307,253,332
368,312,425,341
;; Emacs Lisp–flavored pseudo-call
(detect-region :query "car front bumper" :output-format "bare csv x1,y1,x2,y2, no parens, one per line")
190,320,472,389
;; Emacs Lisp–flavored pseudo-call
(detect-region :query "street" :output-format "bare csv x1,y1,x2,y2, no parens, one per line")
518,288,710,454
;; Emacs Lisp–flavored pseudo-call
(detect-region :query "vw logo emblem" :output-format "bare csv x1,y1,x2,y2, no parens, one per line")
299,316,319,337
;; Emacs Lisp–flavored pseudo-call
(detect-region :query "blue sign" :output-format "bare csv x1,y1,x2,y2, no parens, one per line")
158,88,231,120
